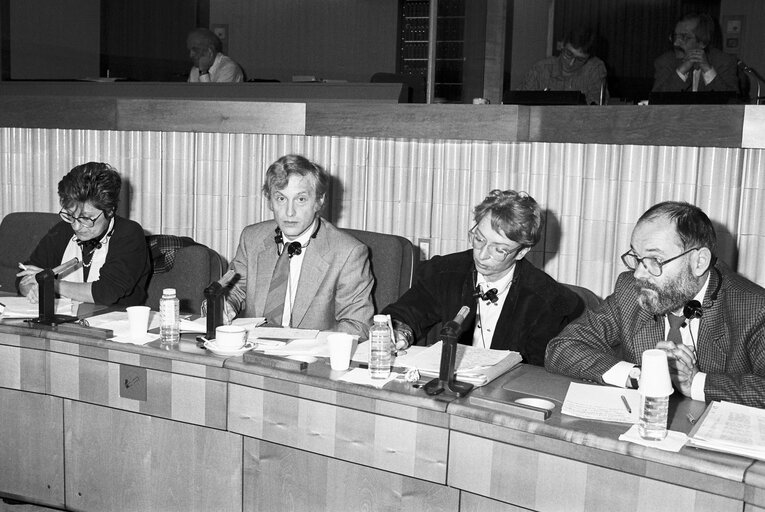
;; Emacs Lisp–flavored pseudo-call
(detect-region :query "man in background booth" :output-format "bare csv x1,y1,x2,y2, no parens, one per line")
218,154,374,339
187,27,244,83
520,27,608,105
652,12,738,93
382,189,584,366
545,201,765,408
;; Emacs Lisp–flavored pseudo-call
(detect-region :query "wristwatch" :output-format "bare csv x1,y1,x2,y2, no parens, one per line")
628,366,641,389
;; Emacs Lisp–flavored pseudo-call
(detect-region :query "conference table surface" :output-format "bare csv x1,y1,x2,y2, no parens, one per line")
0,303,762,511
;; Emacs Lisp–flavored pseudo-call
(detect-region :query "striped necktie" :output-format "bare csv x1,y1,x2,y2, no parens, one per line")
264,249,291,327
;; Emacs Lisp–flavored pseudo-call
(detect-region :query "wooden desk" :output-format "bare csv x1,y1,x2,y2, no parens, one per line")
0,322,761,511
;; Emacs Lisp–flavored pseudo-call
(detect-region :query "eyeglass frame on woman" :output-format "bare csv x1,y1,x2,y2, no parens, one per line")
669,32,696,44
468,226,519,262
59,209,104,228
621,247,700,277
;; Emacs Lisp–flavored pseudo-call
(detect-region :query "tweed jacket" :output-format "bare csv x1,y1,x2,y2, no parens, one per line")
652,47,738,92
226,218,374,339
545,262,765,408
383,251,585,366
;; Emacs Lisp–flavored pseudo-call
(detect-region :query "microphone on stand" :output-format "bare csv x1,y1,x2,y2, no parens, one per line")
203,269,239,342
424,306,475,397
738,59,764,104
31,257,81,326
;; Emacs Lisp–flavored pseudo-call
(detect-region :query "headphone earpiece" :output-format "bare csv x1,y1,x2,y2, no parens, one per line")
473,286,499,304
287,241,302,257
683,299,703,320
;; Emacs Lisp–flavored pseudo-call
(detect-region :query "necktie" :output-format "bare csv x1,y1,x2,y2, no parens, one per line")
264,250,291,327
666,313,686,345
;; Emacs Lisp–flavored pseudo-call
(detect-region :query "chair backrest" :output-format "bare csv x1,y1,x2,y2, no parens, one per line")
145,243,225,314
343,228,417,312
0,212,61,292
563,283,602,311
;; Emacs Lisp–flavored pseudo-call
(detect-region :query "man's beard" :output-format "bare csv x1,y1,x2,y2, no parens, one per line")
635,267,701,316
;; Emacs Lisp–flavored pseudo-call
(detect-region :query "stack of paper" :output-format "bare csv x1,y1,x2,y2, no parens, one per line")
562,382,640,424
688,401,765,461
395,341,522,387
0,296,76,318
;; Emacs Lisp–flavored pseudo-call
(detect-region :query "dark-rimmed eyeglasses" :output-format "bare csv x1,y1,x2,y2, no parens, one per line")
561,47,589,64
670,32,696,44
59,209,104,228
621,247,700,277
468,227,517,262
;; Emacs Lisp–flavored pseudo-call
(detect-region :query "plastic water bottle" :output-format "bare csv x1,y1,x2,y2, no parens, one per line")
638,394,669,440
159,288,180,346
369,314,391,379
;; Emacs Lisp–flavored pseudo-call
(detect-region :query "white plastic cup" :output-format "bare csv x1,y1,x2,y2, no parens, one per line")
126,306,150,340
639,349,673,397
327,333,355,371
215,325,247,350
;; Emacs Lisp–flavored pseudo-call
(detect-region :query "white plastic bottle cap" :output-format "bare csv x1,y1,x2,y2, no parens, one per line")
162,288,176,296
373,314,388,322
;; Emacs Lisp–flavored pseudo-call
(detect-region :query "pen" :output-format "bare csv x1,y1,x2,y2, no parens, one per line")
686,412,696,424
621,395,632,414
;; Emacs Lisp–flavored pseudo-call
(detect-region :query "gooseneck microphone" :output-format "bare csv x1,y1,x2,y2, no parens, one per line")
424,306,474,397
30,257,82,326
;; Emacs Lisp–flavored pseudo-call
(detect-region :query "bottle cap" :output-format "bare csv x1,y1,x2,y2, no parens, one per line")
162,288,177,296
373,314,388,323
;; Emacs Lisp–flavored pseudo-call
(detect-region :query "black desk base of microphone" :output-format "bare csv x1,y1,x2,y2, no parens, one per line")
423,377,474,397
26,315,79,327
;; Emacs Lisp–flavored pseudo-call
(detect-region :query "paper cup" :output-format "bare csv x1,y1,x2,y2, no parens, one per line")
327,333,355,371
215,325,247,350
126,306,150,340
639,349,673,397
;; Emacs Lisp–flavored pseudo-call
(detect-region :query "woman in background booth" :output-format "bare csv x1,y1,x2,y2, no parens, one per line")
17,162,150,306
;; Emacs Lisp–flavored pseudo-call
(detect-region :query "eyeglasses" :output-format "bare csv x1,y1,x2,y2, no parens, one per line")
621,247,700,277
561,47,589,64
670,32,696,44
59,209,104,228
468,227,517,262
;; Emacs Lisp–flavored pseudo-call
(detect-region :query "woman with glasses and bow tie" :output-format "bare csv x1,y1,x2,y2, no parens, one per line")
17,162,150,306
382,189,585,366
519,27,609,105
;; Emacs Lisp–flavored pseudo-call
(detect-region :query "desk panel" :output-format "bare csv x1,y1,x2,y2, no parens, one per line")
0,388,64,508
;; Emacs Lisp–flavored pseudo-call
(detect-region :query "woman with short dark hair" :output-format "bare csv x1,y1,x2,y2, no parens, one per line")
18,162,150,306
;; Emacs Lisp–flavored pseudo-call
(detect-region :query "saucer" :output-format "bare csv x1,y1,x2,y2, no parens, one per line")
204,339,255,357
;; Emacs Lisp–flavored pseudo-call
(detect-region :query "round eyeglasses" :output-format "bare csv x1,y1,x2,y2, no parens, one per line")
621,247,700,277
561,47,589,64
468,228,517,262
59,209,104,228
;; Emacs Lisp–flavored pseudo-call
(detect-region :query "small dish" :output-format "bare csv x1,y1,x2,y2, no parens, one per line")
514,397,556,411
204,339,256,357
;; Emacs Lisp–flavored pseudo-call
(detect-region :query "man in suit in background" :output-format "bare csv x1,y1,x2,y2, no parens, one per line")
545,201,765,408
652,13,738,93
187,28,244,83
221,154,374,339
383,189,584,366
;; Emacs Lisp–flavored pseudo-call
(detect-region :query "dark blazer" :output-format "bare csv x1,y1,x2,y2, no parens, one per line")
382,251,585,366
227,218,374,339
545,262,765,408
652,47,739,92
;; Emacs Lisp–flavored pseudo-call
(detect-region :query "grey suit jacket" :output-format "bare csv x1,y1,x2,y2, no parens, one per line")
545,262,765,408
227,218,374,339
652,47,739,92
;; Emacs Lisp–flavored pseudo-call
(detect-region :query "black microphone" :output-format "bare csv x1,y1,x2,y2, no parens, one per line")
424,306,474,398
203,269,239,341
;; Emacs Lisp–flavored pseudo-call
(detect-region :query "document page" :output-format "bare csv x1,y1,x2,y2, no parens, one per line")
0,296,76,318
562,382,640,424
688,401,765,460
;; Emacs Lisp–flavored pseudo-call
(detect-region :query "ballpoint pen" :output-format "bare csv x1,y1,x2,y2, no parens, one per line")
621,395,632,414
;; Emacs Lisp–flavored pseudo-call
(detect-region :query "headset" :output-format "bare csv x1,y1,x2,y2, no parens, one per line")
681,265,722,322
274,219,322,258
473,286,499,304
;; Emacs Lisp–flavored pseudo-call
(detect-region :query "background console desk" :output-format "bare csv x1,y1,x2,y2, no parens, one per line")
0,320,762,512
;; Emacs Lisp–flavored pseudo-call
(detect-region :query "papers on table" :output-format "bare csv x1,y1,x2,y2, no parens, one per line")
562,382,640,424
253,330,347,358
390,341,522,387
687,401,765,461
181,317,266,334
0,296,77,318
619,425,688,452
85,311,160,345
250,326,319,340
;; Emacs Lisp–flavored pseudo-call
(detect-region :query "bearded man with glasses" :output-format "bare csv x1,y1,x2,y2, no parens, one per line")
652,12,738,93
545,201,765,408
17,162,150,306
520,27,608,105
382,189,584,366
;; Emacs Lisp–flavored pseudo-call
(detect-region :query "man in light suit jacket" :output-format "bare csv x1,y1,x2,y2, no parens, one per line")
652,13,738,93
545,201,765,408
224,155,374,339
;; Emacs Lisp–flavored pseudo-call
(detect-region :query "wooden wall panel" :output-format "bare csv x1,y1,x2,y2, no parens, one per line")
0,389,65,508
242,437,459,512
64,400,242,512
